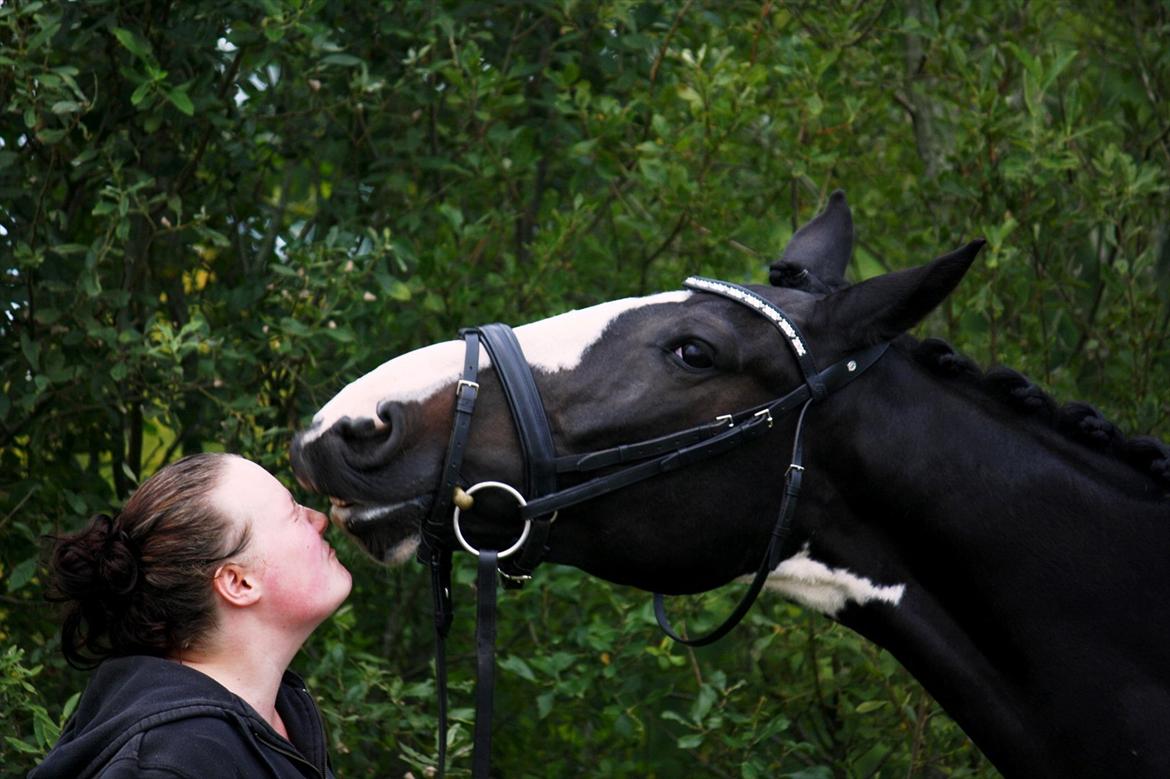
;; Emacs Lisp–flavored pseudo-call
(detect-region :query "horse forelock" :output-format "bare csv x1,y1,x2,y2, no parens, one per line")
909,337,1170,492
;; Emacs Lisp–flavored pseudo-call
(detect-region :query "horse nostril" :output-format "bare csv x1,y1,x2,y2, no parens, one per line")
377,400,401,426
376,400,409,454
331,401,408,471
337,416,374,436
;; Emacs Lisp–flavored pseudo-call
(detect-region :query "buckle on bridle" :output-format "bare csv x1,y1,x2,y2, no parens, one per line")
754,408,774,429
457,379,480,396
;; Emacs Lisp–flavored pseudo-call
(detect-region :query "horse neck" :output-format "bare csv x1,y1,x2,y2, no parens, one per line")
810,351,1170,777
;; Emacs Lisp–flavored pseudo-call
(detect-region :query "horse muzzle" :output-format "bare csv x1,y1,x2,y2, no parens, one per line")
327,494,434,564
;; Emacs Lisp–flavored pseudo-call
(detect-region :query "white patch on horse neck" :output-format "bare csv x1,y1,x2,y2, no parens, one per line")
301,290,692,443
756,544,906,617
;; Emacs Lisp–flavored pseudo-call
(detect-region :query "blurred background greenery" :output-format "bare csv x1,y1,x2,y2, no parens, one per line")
3,1,1168,776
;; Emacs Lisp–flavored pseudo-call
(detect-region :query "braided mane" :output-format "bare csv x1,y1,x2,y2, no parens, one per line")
909,337,1170,491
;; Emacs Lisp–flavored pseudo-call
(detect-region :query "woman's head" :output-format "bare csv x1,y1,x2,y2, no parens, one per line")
207,456,352,641
50,453,249,668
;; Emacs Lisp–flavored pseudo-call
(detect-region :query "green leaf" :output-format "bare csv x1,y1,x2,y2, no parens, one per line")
676,84,703,111
741,759,765,779
37,128,69,144
321,53,363,67
130,81,152,106
279,317,313,337
111,27,150,59
64,490,87,514
33,707,61,747
4,737,41,755
690,684,717,724
1044,48,1079,91
1007,43,1040,83
499,655,536,682
536,692,554,719
438,203,463,231
855,700,889,714
383,276,411,299
569,139,598,157
785,769,833,779
6,557,38,593
62,691,81,723
852,743,892,776
166,88,194,116
20,331,40,371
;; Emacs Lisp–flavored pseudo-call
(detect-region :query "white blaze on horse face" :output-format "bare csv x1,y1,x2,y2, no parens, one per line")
759,544,906,617
301,290,693,444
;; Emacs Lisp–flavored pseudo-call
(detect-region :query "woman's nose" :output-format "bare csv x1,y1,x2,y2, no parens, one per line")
309,508,329,535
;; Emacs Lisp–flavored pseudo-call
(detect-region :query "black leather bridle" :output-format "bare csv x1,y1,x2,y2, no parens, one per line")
415,277,889,778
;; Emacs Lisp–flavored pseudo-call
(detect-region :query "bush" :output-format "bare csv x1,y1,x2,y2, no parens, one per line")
2,1,1166,776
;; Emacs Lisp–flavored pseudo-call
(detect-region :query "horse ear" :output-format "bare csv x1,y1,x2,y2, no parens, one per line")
817,239,986,344
770,190,853,291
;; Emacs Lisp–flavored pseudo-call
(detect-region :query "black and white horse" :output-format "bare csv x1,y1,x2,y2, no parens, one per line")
291,193,1170,778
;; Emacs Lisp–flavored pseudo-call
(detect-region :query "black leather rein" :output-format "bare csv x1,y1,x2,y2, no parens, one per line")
416,276,889,778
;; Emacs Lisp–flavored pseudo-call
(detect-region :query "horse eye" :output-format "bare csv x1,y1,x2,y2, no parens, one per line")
673,340,715,369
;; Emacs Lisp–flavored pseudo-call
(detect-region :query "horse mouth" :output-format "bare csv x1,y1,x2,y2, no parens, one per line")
327,494,433,565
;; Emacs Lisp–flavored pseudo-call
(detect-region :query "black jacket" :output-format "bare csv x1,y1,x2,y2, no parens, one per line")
29,655,336,779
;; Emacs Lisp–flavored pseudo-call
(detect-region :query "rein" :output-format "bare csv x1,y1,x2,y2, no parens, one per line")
416,276,889,777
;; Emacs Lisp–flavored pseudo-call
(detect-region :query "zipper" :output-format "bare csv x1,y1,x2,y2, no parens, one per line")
253,728,325,779
299,683,333,777
249,678,331,778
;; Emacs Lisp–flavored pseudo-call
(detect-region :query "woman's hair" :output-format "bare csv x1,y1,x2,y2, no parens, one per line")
49,452,251,668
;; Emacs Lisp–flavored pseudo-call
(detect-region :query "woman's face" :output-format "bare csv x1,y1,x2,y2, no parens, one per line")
213,457,352,632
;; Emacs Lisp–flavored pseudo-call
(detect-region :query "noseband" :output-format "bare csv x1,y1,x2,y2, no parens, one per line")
417,277,889,778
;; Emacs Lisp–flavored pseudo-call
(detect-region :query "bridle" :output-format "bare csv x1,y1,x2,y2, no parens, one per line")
415,276,889,778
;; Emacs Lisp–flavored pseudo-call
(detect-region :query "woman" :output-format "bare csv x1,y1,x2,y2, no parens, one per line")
32,453,353,779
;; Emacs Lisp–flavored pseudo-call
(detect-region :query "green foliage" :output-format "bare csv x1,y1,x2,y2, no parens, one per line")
2,0,1168,776
0,645,77,758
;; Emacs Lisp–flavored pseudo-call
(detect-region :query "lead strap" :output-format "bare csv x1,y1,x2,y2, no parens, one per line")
430,550,452,779
472,550,500,779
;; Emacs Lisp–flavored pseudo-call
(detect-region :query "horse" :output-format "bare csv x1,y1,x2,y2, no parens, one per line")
290,192,1170,778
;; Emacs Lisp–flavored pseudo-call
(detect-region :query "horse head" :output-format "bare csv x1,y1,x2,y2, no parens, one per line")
290,193,980,595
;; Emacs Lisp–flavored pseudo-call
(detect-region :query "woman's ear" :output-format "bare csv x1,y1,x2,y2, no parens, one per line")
212,562,261,607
